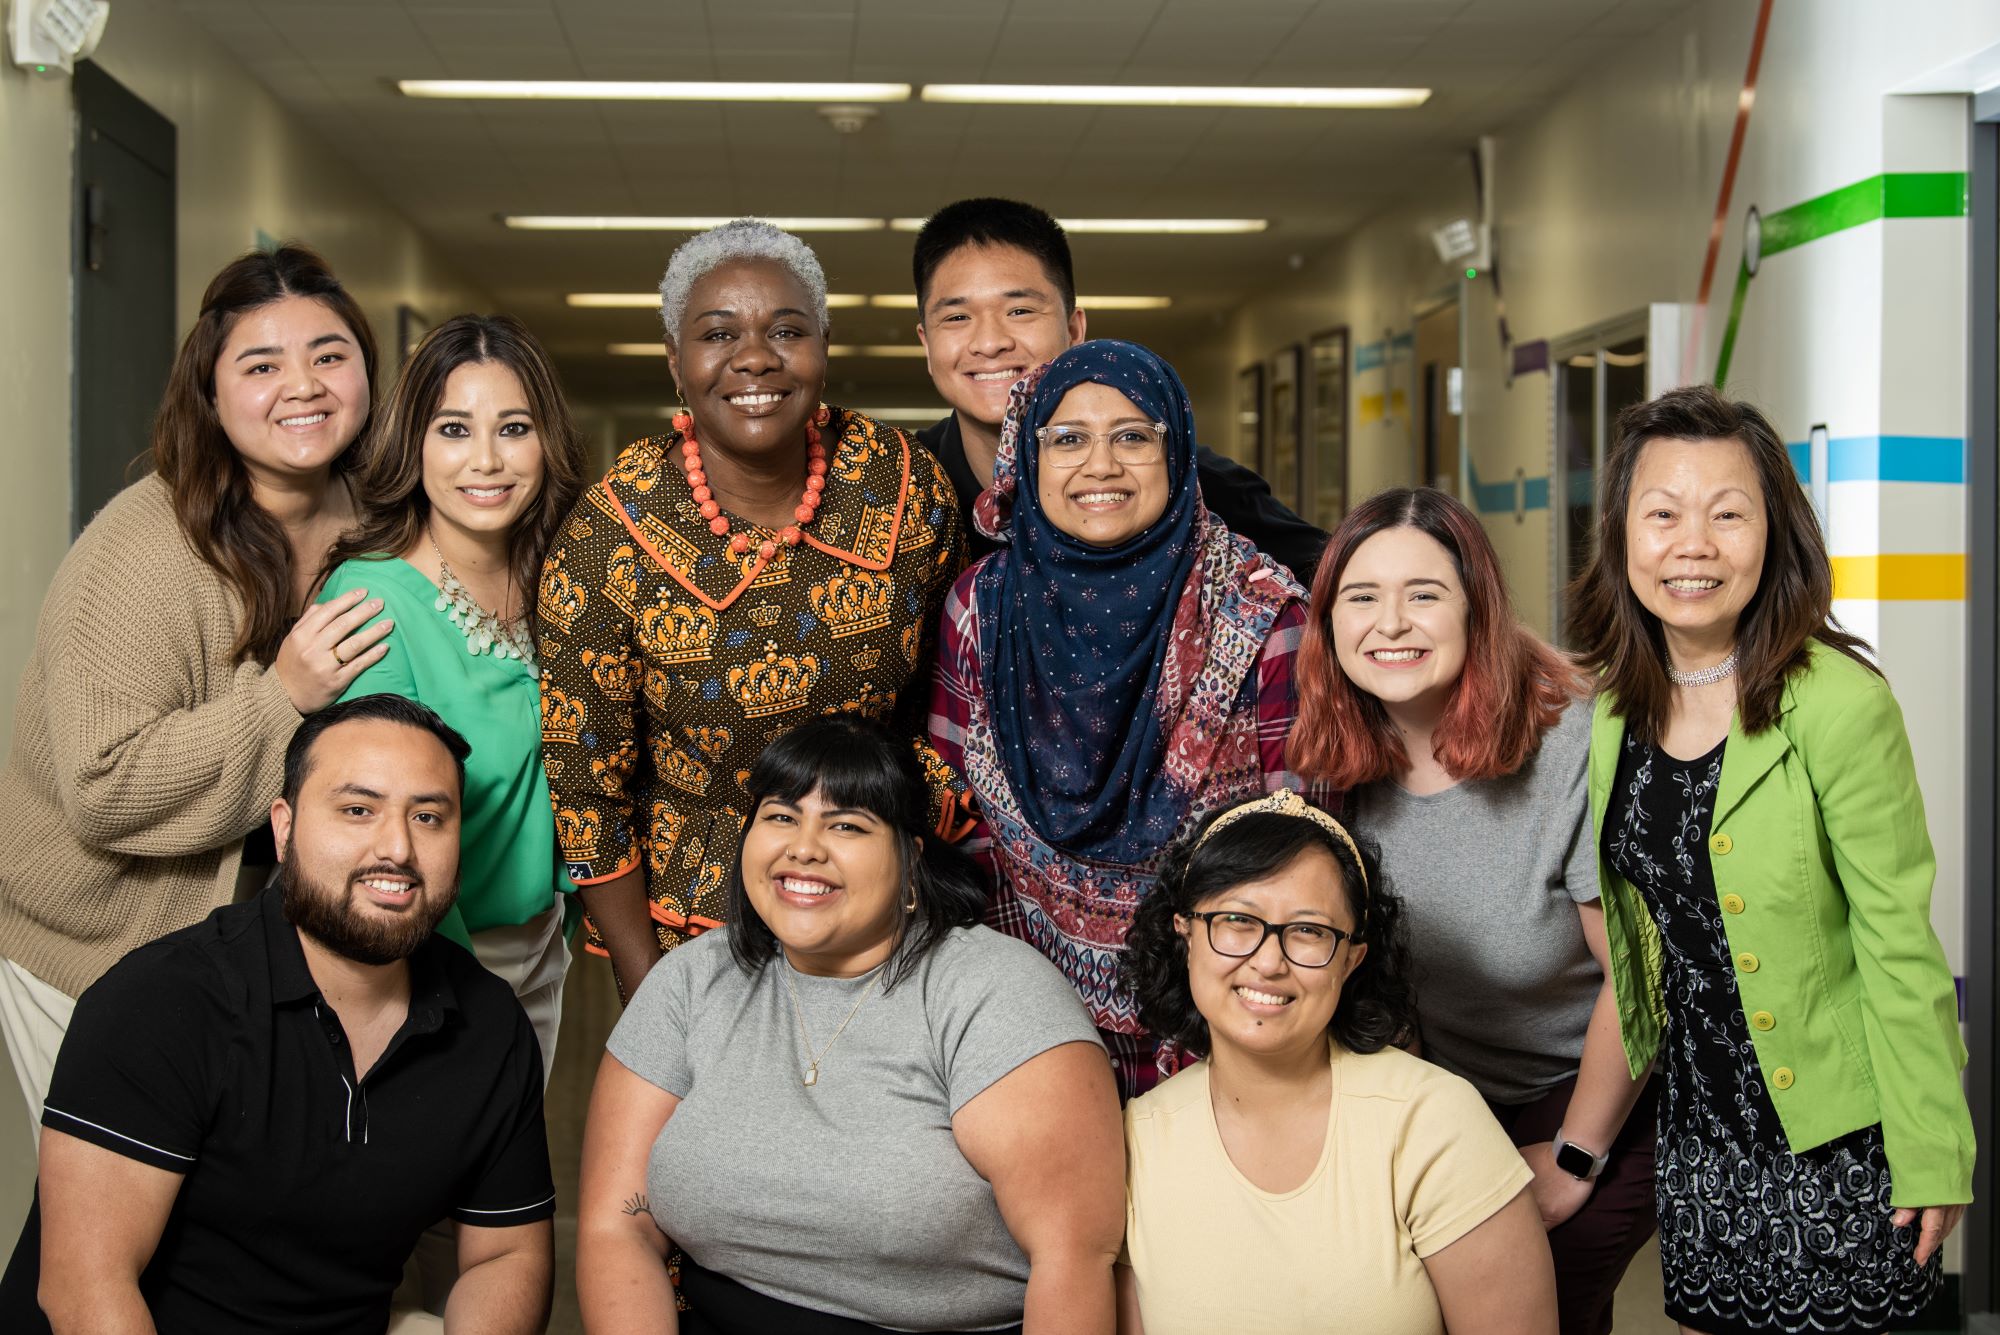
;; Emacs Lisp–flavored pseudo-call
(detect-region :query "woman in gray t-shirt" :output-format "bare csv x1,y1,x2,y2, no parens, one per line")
1288,487,1655,1335
577,715,1122,1335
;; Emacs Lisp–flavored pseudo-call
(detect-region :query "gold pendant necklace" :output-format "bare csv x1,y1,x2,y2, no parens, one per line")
780,958,882,1088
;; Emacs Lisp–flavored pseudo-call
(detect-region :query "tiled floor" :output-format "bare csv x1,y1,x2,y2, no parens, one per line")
540,957,1681,1335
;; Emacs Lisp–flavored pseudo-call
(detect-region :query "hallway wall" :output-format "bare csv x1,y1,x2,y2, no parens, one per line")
0,0,492,1232
1182,0,2000,1027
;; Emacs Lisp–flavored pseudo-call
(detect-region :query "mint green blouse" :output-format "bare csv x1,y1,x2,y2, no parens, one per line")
319,557,569,948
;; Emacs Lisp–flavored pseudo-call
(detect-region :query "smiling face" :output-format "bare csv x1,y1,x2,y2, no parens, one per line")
271,717,462,967
918,242,1086,431
1032,381,1173,547
666,258,828,465
212,294,371,487
422,360,545,546
1329,526,1470,719
740,785,911,977
1178,845,1367,1062
1624,436,1767,657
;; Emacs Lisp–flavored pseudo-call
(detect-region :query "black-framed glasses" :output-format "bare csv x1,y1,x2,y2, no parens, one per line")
1185,911,1357,969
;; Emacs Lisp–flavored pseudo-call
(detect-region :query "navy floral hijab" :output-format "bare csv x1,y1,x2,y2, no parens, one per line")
971,340,1230,862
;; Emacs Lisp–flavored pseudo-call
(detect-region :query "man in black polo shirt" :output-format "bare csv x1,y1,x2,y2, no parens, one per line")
1,695,554,1335
911,197,1329,578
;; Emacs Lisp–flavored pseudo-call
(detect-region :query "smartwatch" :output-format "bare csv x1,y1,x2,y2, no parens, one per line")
1552,1129,1609,1182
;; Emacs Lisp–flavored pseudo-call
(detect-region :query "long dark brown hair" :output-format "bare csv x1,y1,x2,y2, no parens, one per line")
152,245,377,663
320,314,587,638
1566,385,1875,741
1289,487,1582,789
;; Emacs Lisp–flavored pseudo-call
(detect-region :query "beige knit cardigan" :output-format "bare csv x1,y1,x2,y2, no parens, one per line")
0,475,302,997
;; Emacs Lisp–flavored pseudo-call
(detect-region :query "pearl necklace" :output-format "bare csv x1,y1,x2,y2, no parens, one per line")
430,536,536,675
673,403,830,561
1665,649,1737,688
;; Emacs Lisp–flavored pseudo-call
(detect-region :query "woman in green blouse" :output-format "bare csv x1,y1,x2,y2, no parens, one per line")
319,314,589,1078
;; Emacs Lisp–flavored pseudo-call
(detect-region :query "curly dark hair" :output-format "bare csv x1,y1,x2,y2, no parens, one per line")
1121,808,1416,1057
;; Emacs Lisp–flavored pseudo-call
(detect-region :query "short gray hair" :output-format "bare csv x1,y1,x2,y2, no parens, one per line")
657,219,830,341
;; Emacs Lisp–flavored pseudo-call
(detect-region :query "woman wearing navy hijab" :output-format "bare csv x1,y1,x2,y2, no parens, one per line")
928,339,1309,1099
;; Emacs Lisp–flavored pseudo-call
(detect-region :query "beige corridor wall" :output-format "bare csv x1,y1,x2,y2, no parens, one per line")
0,0,490,1231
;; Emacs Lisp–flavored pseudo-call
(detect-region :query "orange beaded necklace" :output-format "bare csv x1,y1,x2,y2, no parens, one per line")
672,403,830,562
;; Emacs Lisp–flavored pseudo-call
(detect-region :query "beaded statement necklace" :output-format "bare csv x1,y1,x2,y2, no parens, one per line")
674,402,830,561
429,534,536,675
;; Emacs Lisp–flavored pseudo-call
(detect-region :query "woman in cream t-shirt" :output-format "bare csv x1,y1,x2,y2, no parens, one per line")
1115,792,1555,1334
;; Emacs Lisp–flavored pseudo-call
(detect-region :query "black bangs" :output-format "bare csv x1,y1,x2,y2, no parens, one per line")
743,715,925,832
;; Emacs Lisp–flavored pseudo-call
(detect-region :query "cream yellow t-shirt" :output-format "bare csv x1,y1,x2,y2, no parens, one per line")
1122,1043,1533,1335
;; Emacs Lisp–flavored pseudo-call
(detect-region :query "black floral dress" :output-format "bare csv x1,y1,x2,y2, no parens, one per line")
1605,733,1939,1334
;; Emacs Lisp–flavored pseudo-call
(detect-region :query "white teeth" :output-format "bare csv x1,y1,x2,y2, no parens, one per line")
361,878,412,894
1370,648,1424,661
779,876,835,896
971,371,1019,382
1073,492,1130,504
463,486,509,498
728,392,783,406
279,413,328,427
1235,986,1292,1006
1666,578,1721,590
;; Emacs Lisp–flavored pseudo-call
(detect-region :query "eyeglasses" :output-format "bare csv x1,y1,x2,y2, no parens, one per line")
1034,420,1170,468
1185,911,1357,969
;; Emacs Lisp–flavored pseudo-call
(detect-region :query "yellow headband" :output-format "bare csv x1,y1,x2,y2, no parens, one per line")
1192,790,1370,897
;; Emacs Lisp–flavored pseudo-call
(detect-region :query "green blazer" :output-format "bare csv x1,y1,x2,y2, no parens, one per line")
1589,641,1974,1207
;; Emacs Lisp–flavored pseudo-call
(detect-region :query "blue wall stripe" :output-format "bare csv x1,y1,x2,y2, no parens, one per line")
1784,435,1964,485
1467,458,1552,515
1355,342,1384,371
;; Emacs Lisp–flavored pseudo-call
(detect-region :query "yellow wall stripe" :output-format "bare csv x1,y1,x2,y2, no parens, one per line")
1830,553,1965,601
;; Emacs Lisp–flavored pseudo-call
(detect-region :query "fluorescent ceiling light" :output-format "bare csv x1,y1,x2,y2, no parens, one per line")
919,84,1428,109
891,217,1265,235
573,292,869,308
401,79,911,102
509,216,886,232
583,292,1168,312
612,342,926,358
870,294,1172,310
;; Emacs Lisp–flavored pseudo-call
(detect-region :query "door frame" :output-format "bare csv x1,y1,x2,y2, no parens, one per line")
1964,90,1998,1326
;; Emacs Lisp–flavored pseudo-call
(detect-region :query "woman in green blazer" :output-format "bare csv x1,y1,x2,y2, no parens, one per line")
1568,385,1972,1335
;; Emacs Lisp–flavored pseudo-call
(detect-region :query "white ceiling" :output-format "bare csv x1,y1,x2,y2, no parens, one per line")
170,0,1694,410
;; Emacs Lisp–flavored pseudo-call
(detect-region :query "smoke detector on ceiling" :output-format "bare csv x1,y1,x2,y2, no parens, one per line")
818,104,879,135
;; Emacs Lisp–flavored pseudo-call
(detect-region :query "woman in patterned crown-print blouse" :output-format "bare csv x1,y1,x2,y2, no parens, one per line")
927,339,1306,1101
540,220,964,1003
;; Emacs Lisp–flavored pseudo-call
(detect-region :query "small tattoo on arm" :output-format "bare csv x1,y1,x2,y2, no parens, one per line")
621,1193,650,1216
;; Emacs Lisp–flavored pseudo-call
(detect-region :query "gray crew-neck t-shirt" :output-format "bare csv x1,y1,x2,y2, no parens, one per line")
1348,696,1601,1105
608,924,1102,1332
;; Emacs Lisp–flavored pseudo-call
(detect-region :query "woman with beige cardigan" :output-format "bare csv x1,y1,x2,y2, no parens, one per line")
0,245,396,1128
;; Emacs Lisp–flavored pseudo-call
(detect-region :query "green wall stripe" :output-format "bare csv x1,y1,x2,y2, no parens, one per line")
1759,171,1967,257
1713,260,1754,387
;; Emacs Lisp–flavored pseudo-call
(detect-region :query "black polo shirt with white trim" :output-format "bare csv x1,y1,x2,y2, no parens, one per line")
2,885,554,1335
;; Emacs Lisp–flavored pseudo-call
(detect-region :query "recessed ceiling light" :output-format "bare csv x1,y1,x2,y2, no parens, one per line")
401,80,911,102
919,84,1428,109
891,217,1266,235
572,292,869,308
509,216,888,231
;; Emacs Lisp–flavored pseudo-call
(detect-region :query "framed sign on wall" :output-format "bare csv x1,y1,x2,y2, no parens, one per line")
1308,326,1350,529
1266,344,1304,512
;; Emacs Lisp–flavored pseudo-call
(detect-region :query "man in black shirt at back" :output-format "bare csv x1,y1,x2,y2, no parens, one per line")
1,695,554,1335
911,197,1327,578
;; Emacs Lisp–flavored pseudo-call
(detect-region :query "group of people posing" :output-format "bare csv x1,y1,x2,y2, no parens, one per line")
0,197,1974,1335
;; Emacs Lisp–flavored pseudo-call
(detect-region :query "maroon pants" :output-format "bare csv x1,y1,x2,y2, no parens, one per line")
1487,1074,1660,1335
